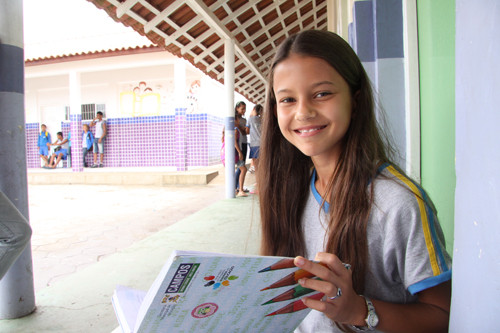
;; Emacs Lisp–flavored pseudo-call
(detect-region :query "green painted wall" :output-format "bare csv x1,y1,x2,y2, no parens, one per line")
417,0,455,254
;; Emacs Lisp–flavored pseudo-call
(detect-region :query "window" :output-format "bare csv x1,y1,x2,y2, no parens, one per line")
81,103,106,120
81,104,95,121
96,104,106,118
64,106,70,121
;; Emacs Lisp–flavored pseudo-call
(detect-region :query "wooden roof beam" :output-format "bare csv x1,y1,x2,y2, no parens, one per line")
116,0,139,18
187,0,267,85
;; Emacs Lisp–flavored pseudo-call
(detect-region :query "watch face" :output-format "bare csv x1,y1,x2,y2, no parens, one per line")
367,313,379,328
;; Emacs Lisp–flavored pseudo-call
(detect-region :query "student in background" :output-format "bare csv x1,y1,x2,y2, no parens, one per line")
37,124,51,166
248,104,263,175
90,111,106,168
234,115,247,197
46,132,69,169
82,124,94,167
234,101,249,193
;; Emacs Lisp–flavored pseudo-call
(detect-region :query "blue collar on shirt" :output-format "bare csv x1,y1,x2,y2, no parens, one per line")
311,163,390,213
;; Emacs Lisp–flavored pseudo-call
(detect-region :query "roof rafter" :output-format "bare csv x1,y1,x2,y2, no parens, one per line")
187,0,267,85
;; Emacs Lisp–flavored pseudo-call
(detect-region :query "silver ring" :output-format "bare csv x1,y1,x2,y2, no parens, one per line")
328,287,342,300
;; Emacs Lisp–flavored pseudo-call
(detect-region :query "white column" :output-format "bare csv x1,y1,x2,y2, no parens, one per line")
402,0,421,180
224,39,236,198
174,60,187,108
69,71,83,172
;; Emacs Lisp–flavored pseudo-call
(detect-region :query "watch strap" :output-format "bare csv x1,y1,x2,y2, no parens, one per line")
349,295,378,331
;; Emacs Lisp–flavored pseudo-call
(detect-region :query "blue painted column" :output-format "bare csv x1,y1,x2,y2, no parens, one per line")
175,108,187,171
350,0,407,169
69,71,83,172
0,0,36,318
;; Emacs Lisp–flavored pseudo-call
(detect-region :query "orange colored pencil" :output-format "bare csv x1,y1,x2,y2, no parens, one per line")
260,263,328,291
265,293,324,316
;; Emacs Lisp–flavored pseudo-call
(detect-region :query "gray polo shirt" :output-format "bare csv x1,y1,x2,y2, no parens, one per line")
248,115,262,147
296,165,452,332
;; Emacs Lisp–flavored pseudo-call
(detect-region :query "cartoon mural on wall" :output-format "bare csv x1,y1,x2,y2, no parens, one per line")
120,79,203,116
187,79,201,114
120,81,161,117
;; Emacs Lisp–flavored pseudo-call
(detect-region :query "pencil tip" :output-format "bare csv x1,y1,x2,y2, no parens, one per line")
260,287,269,291
258,267,270,273
262,300,273,305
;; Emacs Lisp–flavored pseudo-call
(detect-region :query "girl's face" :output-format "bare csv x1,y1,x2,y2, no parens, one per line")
273,54,353,165
237,104,246,116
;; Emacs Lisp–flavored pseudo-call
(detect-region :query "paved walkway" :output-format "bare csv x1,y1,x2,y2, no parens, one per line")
0,166,259,332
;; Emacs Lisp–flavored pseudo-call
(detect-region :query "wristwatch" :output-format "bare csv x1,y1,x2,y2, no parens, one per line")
350,295,379,331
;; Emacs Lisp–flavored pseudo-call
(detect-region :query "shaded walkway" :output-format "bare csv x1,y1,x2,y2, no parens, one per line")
0,188,259,332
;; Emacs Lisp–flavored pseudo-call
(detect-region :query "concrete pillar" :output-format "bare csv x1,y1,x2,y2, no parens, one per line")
175,108,187,171
224,39,236,198
69,71,83,172
451,0,500,329
326,0,354,40
174,60,187,171
0,0,37,318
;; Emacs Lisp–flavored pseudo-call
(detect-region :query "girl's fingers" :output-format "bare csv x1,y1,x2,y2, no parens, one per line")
315,252,352,277
301,295,330,313
294,254,347,282
298,277,340,299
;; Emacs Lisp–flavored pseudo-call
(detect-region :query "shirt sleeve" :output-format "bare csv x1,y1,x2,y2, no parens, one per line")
379,168,452,295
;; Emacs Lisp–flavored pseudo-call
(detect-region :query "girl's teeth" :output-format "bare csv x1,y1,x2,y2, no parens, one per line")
299,128,319,133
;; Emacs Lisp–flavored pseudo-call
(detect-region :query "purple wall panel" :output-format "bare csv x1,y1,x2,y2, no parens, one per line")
26,114,223,170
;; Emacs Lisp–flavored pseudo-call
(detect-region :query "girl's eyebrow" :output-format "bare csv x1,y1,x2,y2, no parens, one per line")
275,81,335,95
311,80,335,88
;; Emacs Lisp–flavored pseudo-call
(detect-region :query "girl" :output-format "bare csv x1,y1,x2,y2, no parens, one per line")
248,104,263,176
258,30,451,332
234,115,248,197
220,115,247,197
234,101,249,193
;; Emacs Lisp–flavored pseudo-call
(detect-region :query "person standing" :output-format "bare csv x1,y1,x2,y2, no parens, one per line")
37,124,51,166
248,104,263,174
234,101,249,192
82,124,94,167
90,111,106,168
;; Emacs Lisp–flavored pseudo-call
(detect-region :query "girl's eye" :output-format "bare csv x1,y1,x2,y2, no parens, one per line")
279,97,295,104
315,91,332,98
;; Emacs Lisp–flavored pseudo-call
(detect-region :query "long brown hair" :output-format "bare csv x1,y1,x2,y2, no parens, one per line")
258,30,393,300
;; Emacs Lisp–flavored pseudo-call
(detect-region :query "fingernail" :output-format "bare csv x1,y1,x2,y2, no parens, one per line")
295,257,305,266
298,278,306,285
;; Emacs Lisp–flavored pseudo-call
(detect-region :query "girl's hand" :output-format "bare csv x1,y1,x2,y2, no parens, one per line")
294,253,367,326
238,152,243,160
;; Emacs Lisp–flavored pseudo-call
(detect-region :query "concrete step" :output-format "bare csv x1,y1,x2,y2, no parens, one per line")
27,167,220,186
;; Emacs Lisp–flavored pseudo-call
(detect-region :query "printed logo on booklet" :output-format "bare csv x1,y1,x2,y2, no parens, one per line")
191,302,219,319
203,265,239,290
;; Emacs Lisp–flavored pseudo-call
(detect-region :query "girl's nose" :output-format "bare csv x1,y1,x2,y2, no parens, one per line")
294,100,316,121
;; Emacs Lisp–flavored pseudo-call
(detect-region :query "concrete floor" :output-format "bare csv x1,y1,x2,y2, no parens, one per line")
0,166,259,332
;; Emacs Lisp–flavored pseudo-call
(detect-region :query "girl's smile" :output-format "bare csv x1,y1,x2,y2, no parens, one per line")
273,54,353,166
294,125,328,136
